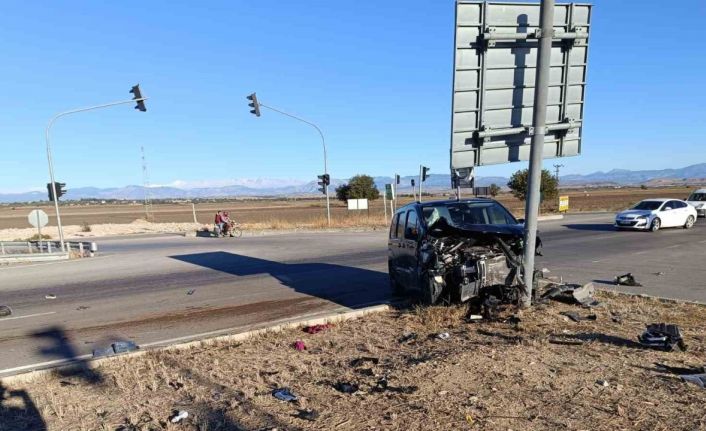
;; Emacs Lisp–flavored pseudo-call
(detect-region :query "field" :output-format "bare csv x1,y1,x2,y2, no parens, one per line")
0,186,698,232
1,291,704,430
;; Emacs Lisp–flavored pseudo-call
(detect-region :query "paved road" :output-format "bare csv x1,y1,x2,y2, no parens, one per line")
1,214,704,376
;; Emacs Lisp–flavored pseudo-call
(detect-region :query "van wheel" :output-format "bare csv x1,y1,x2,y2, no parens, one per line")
684,215,695,229
650,218,661,232
420,272,443,305
389,276,404,296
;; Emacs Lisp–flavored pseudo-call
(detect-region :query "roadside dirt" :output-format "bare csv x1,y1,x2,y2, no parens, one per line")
1,291,704,430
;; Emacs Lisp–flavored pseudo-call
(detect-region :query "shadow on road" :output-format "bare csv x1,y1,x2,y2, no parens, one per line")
169,251,389,309
562,223,618,232
0,383,46,431
31,326,103,384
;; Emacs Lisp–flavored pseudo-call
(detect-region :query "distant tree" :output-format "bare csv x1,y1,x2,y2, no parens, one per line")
640,184,648,190
489,183,501,197
335,174,380,202
507,169,558,202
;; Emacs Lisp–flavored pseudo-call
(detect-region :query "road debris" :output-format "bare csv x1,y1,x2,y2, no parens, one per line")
560,311,597,323
296,408,320,422
293,340,306,351
398,332,418,344
615,273,642,287
186,289,195,295
437,332,451,340
45,294,56,300
596,379,610,387
681,374,706,389
638,323,687,351
304,323,332,334
653,271,665,276
334,381,359,394
272,388,298,402
93,340,139,357
170,410,189,423
654,363,705,375
76,305,90,311
350,357,379,367
541,282,601,307
0,305,12,317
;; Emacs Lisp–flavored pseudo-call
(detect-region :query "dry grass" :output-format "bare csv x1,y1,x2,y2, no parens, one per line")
2,291,705,431
242,214,389,231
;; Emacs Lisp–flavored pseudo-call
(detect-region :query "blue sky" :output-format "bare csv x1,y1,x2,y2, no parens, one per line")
1,0,705,192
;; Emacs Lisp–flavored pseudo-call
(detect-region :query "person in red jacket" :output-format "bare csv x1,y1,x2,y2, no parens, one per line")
214,211,224,236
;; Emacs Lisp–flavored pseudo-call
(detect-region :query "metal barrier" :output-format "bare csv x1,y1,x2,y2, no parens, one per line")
0,241,97,257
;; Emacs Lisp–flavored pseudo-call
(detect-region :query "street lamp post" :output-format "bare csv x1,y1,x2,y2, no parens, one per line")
46,87,148,251
246,95,331,226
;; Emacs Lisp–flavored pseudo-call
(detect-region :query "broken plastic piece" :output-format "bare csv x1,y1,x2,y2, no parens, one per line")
293,340,306,351
170,410,189,423
296,408,320,421
681,374,706,389
304,323,332,334
615,273,642,287
560,311,597,322
186,290,195,295
0,305,12,318
638,323,687,351
437,332,451,340
112,341,138,354
45,294,56,300
92,346,114,358
334,381,359,394
272,388,298,402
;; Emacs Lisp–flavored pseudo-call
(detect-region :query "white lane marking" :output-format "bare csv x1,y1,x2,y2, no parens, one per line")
634,251,649,255
0,311,56,322
666,244,681,249
591,260,603,263
0,354,92,375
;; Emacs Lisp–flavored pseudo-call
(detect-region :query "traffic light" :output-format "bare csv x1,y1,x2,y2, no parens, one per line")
247,93,261,117
130,84,147,112
317,174,330,195
422,166,430,182
47,182,67,202
411,179,415,187
395,174,400,185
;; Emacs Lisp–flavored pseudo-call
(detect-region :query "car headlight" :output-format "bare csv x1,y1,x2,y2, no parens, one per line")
698,204,705,209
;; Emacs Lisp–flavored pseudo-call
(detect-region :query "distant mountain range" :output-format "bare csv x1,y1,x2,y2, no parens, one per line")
2,163,705,204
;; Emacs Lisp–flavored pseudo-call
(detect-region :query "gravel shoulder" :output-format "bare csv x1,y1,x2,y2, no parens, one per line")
1,291,704,430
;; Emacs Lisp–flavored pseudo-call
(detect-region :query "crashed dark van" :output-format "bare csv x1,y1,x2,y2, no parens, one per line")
388,198,540,304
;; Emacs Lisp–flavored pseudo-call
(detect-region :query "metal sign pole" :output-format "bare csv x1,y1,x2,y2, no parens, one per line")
383,191,388,220
418,165,423,203
36,212,42,251
521,0,555,308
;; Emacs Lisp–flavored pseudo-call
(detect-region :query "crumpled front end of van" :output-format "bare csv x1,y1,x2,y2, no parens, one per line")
419,218,531,305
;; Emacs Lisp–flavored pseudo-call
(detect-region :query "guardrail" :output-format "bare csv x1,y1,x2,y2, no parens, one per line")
0,241,97,257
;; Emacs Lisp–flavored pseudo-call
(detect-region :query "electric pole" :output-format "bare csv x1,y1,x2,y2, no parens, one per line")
553,163,564,187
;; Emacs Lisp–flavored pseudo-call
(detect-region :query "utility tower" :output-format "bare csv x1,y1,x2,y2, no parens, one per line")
141,146,154,222
553,164,564,186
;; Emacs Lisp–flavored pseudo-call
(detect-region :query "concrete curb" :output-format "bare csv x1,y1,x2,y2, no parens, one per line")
0,303,391,386
0,253,69,263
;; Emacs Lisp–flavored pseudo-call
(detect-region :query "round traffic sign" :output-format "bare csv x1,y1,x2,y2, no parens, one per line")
28,209,49,228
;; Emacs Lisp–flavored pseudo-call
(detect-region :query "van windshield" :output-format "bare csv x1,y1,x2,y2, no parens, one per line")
422,201,517,228
688,193,706,202
632,201,663,211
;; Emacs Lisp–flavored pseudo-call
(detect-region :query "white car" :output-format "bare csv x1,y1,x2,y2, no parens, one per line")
615,198,697,232
686,188,706,218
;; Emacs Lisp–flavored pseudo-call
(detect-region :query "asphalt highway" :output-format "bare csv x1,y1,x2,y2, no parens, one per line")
1,213,704,376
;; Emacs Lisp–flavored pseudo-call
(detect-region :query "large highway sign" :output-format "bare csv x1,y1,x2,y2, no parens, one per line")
450,1,591,175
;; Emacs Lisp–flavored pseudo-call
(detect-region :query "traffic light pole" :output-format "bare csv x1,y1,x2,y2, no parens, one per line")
521,0,554,308
418,165,423,203
46,97,148,252
258,103,331,226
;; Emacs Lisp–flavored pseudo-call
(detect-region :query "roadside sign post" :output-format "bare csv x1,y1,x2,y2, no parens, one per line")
449,1,591,307
28,209,49,250
559,195,570,212
521,0,555,308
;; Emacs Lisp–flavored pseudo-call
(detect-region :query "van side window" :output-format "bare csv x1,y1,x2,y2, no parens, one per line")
405,210,419,240
396,212,406,239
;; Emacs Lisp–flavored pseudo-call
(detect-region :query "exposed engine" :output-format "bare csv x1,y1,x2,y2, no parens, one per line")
420,218,526,304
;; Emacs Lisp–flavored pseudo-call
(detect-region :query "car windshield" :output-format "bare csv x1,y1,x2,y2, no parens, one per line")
632,201,663,211
688,193,706,202
422,201,517,227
